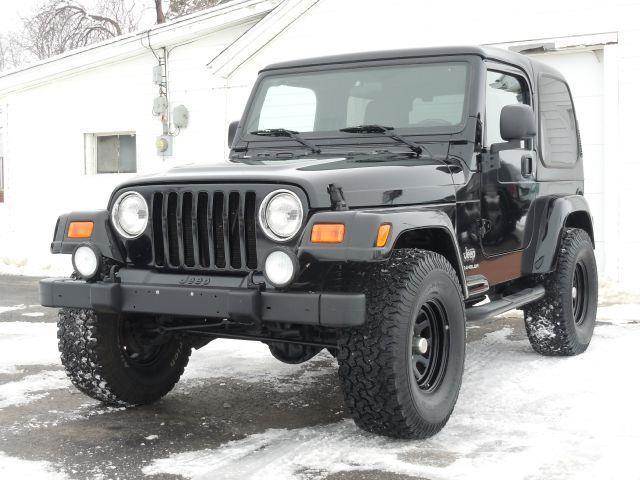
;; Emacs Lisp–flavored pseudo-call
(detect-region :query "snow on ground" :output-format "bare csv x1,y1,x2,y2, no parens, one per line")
146,304,640,480
0,371,69,409
2,286,640,479
0,452,68,479
0,322,60,374
0,305,25,315
181,339,333,390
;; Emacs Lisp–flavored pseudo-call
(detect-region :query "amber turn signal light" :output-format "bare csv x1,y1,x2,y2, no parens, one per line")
311,223,345,243
375,224,392,247
68,221,94,239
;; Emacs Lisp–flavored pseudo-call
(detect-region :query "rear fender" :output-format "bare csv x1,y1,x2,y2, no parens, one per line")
522,195,594,275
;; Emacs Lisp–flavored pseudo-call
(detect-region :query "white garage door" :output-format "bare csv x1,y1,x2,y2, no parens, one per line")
529,50,605,269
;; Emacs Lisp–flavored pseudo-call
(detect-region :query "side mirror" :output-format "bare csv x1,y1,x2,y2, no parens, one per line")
500,104,536,141
228,120,239,148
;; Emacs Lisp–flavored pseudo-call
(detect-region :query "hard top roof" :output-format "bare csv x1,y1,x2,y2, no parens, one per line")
260,45,562,79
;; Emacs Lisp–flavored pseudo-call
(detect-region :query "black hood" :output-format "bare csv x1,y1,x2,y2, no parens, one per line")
117,154,456,209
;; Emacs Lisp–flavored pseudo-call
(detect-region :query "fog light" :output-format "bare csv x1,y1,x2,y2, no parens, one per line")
264,250,297,287
72,244,100,280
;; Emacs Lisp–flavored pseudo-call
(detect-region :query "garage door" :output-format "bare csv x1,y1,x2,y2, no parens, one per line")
529,50,605,267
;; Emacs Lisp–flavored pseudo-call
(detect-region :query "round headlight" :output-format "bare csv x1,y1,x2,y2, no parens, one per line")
264,250,297,287
72,244,100,280
111,191,149,239
259,190,303,241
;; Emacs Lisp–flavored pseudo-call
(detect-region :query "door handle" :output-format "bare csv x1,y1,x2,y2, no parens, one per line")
521,154,533,177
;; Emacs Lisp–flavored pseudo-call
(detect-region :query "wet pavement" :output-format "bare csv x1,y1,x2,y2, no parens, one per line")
1,274,639,480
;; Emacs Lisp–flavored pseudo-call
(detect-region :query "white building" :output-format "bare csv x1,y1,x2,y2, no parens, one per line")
0,0,638,287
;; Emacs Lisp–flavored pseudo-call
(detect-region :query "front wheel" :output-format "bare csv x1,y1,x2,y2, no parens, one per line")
338,249,466,439
524,228,598,356
58,308,191,406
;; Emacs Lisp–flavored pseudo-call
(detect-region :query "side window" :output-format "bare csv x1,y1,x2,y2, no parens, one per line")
486,70,527,146
85,133,137,174
539,76,579,167
257,85,316,132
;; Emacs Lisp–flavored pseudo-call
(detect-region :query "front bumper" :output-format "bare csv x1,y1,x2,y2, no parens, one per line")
39,269,366,328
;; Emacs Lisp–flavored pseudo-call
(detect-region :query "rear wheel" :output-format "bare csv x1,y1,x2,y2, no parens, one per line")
58,308,191,406
524,228,598,356
338,249,466,439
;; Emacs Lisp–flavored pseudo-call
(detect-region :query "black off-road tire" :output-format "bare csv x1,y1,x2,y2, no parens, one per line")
338,249,466,439
58,308,191,406
524,228,598,356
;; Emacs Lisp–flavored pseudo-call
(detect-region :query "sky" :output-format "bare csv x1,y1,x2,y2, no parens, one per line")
0,0,42,35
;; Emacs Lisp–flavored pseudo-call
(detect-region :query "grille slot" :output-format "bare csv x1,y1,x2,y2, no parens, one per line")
244,192,258,269
151,190,258,271
196,193,210,268
167,193,179,266
213,192,225,268
152,193,164,266
229,192,242,269
182,192,195,267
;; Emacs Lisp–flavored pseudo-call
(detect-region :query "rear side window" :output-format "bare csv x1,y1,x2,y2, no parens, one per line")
539,76,579,167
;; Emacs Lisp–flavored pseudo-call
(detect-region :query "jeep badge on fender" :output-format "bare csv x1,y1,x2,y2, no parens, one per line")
41,46,597,439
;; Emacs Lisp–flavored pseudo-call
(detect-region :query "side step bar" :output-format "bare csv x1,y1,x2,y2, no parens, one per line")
465,286,545,323
466,274,489,296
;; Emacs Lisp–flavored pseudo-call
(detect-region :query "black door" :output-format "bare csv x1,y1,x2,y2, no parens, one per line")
480,69,537,257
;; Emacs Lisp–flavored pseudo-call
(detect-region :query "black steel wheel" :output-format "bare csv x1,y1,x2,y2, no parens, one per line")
58,308,191,406
411,299,450,393
524,228,598,356
572,260,588,326
338,249,466,439
119,316,165,370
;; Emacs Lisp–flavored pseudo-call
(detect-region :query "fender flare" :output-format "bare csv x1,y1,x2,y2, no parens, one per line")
297,206,468,297
50,210,125,263
522,195,594,275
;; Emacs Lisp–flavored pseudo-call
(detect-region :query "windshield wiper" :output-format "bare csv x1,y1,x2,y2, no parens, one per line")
250,128,321,154
339,124,431,157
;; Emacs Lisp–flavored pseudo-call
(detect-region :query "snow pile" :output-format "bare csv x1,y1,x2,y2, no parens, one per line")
0,452,68,479
145,304,640,480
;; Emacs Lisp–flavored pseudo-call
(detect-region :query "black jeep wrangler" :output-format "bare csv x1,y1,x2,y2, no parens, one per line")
41,46,597,439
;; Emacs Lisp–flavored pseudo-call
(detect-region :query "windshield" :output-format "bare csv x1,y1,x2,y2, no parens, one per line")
244,62,469,136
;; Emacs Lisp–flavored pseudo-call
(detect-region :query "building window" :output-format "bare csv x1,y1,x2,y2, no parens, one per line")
85,133,137,174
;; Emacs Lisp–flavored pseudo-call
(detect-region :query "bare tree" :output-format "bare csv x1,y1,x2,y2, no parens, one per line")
165,0,227,20
0,34,23,72
20,0,141,60
1,0,233,70
154,0,166,24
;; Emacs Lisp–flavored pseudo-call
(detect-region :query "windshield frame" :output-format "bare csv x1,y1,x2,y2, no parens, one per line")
236,55,482,149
